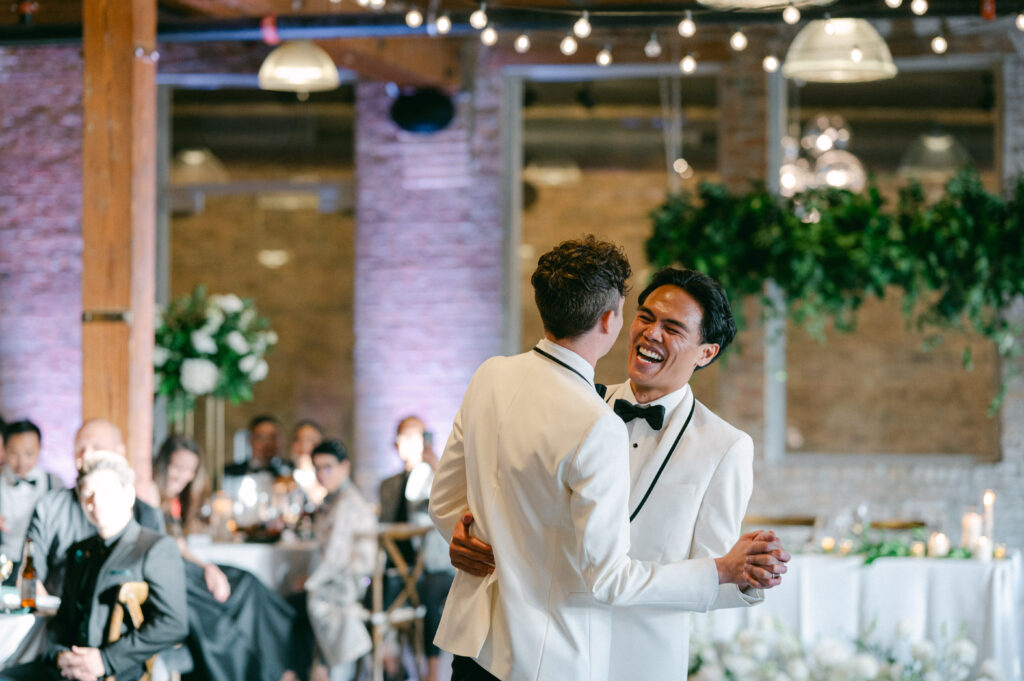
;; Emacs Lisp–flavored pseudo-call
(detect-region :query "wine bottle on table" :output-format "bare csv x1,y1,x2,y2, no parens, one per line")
19,538,37,610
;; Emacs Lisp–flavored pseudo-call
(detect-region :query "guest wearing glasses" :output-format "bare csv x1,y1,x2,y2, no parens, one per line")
0,419,63,581
0,450,188,681
153,434,296,681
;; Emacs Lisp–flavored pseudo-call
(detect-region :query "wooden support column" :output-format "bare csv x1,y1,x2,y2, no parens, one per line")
81,0,158,492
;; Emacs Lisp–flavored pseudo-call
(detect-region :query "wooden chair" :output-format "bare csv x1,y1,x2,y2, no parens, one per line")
363,522,434,681
105,581,155,681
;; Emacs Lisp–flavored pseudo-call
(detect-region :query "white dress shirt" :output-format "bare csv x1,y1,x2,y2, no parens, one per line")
0,465,52,559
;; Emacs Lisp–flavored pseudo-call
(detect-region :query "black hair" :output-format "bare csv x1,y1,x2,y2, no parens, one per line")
293,419,324,436
312,438,349,463
637,267,737,366
531,235,632,340
3,419,41,446
248,414,280,431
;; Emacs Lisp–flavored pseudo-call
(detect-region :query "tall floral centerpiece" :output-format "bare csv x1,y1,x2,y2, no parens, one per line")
154,286,277,488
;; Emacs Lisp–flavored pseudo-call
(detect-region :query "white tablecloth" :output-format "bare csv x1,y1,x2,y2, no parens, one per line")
186,537,319,593
704,553,1023,681
0,613,47,669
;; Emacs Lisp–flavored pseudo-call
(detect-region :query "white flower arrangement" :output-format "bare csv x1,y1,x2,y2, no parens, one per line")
689,614,998,681
154,286,277,407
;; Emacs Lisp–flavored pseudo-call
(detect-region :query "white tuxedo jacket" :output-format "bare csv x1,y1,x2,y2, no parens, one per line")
604,381,759,681
429,340,720,681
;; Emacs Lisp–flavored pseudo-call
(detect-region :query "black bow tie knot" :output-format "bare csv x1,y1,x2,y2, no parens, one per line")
13,476,37,487
613,399,666,431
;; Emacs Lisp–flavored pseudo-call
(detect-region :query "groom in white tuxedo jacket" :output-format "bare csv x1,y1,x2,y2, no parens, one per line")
450,266,788,681
429,238,787,681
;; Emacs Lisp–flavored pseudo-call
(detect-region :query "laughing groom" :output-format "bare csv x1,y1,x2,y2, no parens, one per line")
428,237,787,681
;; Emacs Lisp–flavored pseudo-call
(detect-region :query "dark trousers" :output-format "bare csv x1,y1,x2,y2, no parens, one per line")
0,661,63,681
451,656,503,681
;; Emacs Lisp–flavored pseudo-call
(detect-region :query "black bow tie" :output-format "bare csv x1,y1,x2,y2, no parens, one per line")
12,476,37,487
613,399,666,431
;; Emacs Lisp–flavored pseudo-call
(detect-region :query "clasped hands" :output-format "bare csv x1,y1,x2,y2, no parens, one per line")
56,646,105,681
449,513,790,590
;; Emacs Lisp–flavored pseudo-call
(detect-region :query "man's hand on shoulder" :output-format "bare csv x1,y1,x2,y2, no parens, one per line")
449,513,495,577
714,530,790,589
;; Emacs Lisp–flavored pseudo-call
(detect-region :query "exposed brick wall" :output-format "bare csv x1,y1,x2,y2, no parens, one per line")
352,52,505,494
0,46,83,484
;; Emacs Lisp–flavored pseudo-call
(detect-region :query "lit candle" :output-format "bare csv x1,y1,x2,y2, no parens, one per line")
975,536,992,563
910,541,925,558
839,539,854,556
927,532,950,558
961,511,983,549
983,490,995,542
821,536,836,553
994,543,1007,560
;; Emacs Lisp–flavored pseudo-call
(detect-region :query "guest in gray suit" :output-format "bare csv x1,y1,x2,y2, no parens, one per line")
23,419,165,595
0,451,188,681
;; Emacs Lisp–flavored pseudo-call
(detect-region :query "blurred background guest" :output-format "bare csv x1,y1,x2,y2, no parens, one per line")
378,416,454,681
0,419,63,583
24,419,165,595
290,419,327,507
154,434,296,681
0,450,188,681
286,438,376,681
224,415,292,525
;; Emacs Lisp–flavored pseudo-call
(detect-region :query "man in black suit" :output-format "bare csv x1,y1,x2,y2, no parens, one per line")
24,419,165,595
1,450,188,681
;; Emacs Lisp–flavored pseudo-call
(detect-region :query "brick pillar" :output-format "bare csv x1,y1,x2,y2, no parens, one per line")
718,41,770,192
352,56,505,494
0,46,83,483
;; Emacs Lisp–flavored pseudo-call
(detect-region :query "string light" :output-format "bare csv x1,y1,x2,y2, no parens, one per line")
597,46,613,66
469,2,488,29
405,8,423,27
884,0,902,7
763,54,780,72
644,33,663,58
824,16,836,35
514,33,531,53
434,13,451,34
680,53,697,74
368,0,384,9
678,10,696,38
782,3,800,25
729,29,748,51
560,33,579,55
573,11,592,39
1016,12,1024,30
931,35,947,53
850,45,863,63
481,25,498,45
910,0,928,15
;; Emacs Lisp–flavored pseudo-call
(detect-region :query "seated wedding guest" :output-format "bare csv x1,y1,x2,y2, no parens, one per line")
153,435,296,681
290,419,327,507
0,450,188,681
285,439,376,681
378,416,454,681
24,418,165,595
224,415,292,523
0,420,63,581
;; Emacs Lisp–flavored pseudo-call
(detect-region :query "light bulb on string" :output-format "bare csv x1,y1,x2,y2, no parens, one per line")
884,0,902,7
910,0,927,15
514,33,531,53
763,54,779,72
405,8,423,27
560,33,578,55
680,53,697,74
644,33,663,58
597,46,613,66
469,2,488,29
931,35,947,53
1016,12,1024,30
481,25,498,45
782,3,800,24
355,0,369,6
823,15,835,35
678,10,696,38
729,29,748,51
573,11,592,39
368,0,385,9
435,13,452,34
850,45,863,63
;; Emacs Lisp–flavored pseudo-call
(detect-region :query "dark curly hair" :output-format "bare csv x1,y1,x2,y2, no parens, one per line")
637,267,737,367
531,235,632,340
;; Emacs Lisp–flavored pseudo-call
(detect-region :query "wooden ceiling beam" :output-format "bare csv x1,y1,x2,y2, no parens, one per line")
320,36,463,88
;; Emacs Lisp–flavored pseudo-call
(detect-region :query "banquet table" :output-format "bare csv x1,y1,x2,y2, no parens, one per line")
186,537,320,593
702,552,1023,681
0,612,47,669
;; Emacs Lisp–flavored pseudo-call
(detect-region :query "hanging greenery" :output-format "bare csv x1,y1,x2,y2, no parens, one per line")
646,168,1024,411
